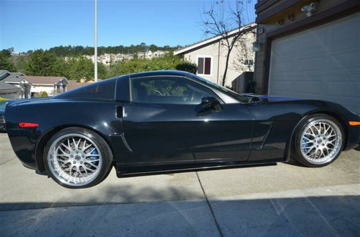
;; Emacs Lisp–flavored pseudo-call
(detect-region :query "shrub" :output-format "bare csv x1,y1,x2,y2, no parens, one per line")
34,91,49,98
176,62,197,74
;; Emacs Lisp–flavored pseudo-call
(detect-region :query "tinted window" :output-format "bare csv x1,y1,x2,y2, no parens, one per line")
56,79,116,100
190,74,250,103
131,77,218,105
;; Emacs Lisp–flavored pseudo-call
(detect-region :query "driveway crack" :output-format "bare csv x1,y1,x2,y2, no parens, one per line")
196,171,224,237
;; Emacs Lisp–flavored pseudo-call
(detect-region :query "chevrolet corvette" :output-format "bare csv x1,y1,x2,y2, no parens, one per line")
5,71,360,188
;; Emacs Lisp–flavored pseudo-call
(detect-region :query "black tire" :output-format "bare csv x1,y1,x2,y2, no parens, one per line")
43,127,113,189
292,114,345,167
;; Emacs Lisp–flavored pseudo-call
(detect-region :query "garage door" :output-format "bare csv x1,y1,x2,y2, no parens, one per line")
268,12,360,115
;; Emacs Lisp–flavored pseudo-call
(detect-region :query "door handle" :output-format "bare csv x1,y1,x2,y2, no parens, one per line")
116,106,123,118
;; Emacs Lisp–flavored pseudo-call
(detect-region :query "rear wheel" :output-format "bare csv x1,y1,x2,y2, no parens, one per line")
43,127,112,188
293,114,344,167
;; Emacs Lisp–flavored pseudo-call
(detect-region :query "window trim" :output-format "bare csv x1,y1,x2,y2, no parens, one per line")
196,55,213,76
129,75,223,105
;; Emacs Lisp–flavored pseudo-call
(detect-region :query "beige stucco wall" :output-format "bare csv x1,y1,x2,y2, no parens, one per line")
182,31,256,88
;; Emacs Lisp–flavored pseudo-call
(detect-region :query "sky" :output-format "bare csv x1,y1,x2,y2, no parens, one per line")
0,0,256,52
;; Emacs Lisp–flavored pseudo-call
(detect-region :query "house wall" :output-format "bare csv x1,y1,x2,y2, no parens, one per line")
5,83,31,99
182,32,256,88
31,85,55,96
254,0,359,94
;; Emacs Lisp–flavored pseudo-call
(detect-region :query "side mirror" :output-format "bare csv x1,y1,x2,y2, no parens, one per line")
201,97,222,112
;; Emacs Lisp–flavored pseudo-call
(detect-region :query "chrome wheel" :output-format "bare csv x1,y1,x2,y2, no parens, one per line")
47,134,103,187
300,119,342,165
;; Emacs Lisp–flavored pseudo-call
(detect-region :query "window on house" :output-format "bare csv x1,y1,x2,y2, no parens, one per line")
197,57,211,75
244,60,254,66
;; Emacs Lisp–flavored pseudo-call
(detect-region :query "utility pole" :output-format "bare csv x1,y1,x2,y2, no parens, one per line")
94,0,98,82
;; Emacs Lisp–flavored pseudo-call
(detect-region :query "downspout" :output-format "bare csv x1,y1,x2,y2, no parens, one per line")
217,41,221,84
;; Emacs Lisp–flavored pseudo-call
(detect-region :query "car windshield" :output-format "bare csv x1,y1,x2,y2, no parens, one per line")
191,74,256,103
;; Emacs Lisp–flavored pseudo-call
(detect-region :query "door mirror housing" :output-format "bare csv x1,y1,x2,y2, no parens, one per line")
201,97,222,112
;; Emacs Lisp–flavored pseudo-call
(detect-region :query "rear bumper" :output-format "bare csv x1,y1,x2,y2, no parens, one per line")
6,127,38,170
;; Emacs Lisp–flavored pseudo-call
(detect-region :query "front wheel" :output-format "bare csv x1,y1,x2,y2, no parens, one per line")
293,114,344,167
43,127,113,188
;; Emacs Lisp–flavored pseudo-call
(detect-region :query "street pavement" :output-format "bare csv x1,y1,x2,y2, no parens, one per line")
0,133,359,237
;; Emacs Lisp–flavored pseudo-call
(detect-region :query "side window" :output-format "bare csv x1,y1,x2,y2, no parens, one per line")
131,77,218,105
56,79,116,100
197,57,212,76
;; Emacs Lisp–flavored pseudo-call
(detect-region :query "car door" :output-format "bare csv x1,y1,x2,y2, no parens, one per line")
122,75,252,164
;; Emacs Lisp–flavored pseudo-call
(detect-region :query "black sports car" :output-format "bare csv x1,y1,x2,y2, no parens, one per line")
5,71,360,188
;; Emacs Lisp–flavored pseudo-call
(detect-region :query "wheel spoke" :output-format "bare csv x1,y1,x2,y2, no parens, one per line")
58,147,70,156
60,143,71,152
87,148,96,155
85,161,98,169
83,166,89,176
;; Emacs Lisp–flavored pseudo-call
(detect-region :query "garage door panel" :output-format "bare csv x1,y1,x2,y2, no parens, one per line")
326,50,360,69
331,15,360,50
298,28,329,54
327,82,360,97
294,81,323,94
296,56,326,72
269,13,360,115
271,59,294,73
269,80,292,94
272,38,296,55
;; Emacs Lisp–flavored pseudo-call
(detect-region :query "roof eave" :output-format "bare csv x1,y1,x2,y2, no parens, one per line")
174,23,256,55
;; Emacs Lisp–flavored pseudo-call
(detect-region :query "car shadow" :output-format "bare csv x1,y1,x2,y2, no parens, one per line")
0,185,359,237
284,158,304,167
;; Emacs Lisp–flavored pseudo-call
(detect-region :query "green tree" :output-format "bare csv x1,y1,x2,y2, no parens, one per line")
24,50,60,76
98,62,108,79
12,55,28,72
67,56,94,80
0,54,17,71
109,54,183,77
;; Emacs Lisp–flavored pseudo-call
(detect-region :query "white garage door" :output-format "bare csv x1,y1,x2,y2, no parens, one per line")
269,12,360,115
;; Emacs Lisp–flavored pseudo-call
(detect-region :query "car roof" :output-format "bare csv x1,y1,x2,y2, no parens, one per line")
128,70,192,79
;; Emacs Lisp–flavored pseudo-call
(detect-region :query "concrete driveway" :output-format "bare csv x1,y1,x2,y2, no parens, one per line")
0,133,359,237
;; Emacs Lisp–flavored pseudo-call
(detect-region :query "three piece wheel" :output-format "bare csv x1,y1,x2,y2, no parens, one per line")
43,127,112,188
293,114,344,167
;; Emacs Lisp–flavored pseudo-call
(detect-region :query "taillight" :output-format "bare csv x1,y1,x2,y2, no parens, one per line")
19,122,39,128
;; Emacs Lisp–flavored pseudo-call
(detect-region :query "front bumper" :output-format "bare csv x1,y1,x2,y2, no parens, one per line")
345,122,360,150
